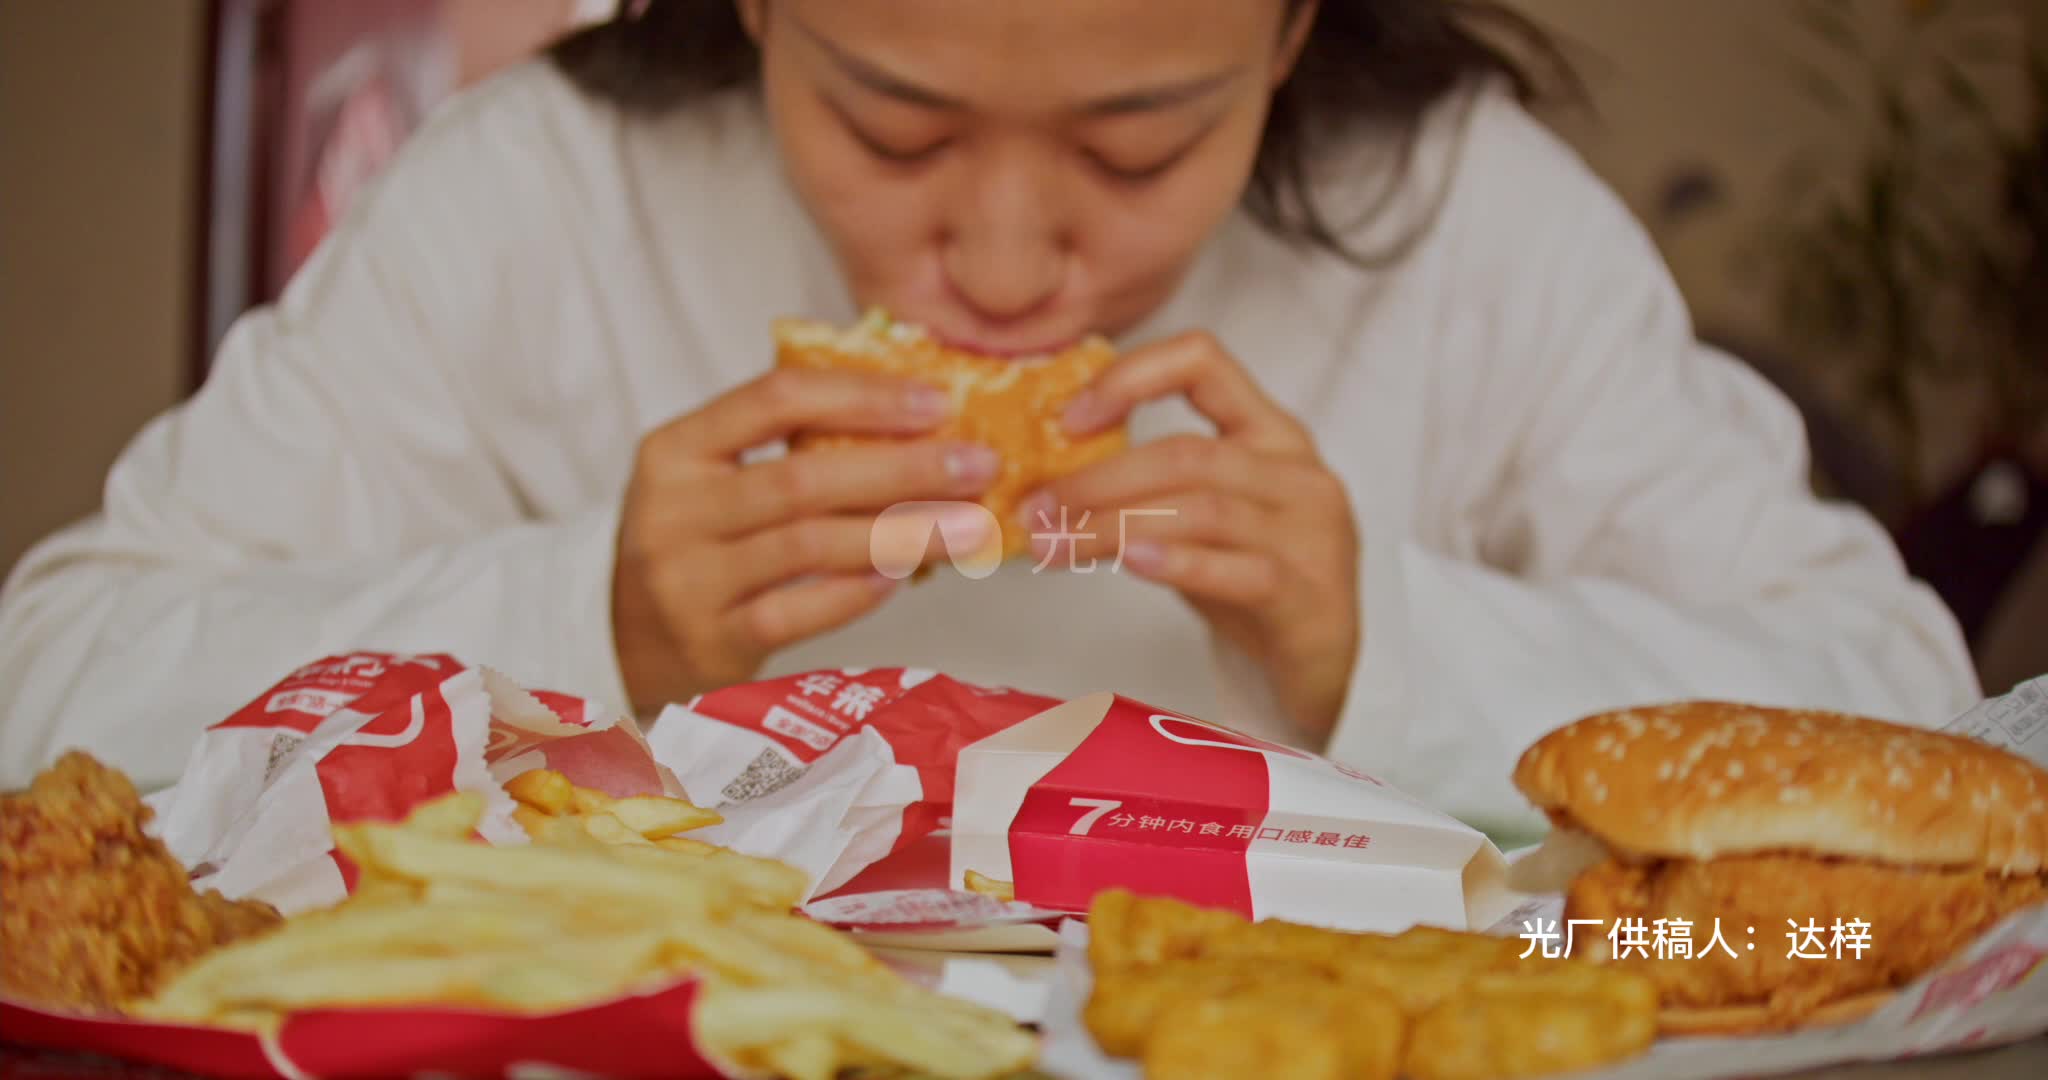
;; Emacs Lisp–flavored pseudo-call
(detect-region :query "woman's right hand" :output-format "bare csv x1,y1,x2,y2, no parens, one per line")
609,367,1000,711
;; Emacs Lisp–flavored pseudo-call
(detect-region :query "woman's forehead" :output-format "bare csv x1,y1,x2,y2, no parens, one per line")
782,0,1289,110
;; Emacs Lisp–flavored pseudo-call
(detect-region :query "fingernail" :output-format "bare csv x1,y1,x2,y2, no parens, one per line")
1061,391,1104,434
944,443,1001,485
938,503,996,543
907,384,951,421
1014,491,1055,529
1121,541,1166,575
869,571,905,593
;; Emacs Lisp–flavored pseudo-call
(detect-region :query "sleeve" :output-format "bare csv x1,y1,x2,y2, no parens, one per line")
0,72,633,793
1315,90,1981,842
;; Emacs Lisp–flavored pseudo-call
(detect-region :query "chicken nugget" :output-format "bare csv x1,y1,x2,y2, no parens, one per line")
1141,1000,1345,1080
1336,925,1531,1014
1404,964,1659,1080
1084,957,1303,1056
1086,889,1247,975
1198,918,1355,974
1141,975,1402,1080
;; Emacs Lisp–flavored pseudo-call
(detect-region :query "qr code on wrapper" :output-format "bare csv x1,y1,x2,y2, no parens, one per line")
721,747,807,803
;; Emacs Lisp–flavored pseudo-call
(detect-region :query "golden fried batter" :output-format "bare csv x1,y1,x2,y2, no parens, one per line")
1084,891,1655,1080
1566,854,2048,1024
1337,924,1535,1014
1142,999,1346,1080
0,752,283,1013
1085,957,1302,1057
1086,889,1249,976
1135,969,1402,1080
1405,964,1659,1080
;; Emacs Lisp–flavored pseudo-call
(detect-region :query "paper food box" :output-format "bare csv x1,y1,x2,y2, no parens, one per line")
950,692,1517,933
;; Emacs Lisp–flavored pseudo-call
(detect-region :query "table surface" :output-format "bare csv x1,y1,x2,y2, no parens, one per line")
1784,1038,2047,1078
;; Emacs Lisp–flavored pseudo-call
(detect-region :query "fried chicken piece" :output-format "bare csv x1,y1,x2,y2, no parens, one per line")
1405,962,1659,1080
1086,956,1322,1057
1086,889,1249,976
1336,924,1536,1014
0,752,283,1013
1142,999,1346,1080
1134,969,1403,1080
1566,854,2048,1024
1192,916,1533,1013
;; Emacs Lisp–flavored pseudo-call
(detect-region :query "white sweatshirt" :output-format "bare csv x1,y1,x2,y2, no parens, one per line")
0,63,1980,839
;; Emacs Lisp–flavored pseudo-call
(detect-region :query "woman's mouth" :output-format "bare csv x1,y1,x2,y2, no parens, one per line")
932,331,1082,360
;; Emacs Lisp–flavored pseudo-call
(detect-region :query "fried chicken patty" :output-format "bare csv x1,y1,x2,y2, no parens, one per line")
1,752,283,1012
1565,853,2048,1021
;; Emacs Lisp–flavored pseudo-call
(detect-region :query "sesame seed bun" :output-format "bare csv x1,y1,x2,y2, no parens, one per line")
774,309,1126,559
1511,702,2048,874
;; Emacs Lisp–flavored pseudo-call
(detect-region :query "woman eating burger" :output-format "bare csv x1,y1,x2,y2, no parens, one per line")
0,1,1981,842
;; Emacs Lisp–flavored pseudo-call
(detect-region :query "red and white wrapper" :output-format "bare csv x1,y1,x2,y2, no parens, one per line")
1036,674,2048,1079
645,667,1059,899
148,652,682,914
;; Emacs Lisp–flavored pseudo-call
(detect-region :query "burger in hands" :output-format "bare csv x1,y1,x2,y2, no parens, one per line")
775,309,1127,572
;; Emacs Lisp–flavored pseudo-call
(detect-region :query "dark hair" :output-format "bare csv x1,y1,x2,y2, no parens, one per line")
550,0,1580,265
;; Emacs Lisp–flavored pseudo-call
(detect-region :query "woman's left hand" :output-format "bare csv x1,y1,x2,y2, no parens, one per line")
1014,331,1361,737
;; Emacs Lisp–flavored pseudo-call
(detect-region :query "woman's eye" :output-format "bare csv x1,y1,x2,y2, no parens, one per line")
850,125,950,165
1085,147,1185,184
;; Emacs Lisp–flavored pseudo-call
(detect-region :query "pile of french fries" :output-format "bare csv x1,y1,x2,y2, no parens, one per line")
135,770,1038,1080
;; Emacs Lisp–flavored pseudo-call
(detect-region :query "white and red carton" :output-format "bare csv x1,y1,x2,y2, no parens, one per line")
797,690,1521,955
951,692,1516,934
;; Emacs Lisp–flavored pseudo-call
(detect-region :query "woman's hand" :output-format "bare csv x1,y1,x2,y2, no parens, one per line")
1016,331,1361,737
611,367,1002,710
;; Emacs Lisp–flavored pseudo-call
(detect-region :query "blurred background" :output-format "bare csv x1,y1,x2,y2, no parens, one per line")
2,0,2043,692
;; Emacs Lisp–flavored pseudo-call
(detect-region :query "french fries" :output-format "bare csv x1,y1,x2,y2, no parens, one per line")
963,869,1016,902
502,767,574,815
503,767,725,847
136,790,1036,1079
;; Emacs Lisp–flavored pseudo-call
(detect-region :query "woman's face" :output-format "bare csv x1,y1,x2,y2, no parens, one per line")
744,0,1311,354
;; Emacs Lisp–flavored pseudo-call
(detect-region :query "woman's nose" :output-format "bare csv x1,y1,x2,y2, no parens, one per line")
940,153,1069,323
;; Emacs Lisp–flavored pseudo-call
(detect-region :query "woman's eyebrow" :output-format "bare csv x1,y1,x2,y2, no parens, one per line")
797,20,1242,115
799,20,961,108
1078,71,1243,116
